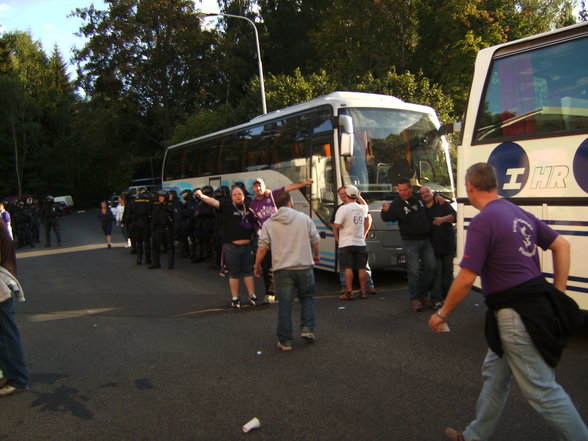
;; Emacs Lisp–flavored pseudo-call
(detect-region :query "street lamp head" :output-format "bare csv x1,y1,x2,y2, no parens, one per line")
194,10,267,114
195,11,218,19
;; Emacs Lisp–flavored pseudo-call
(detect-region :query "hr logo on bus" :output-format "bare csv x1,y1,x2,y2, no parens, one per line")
488,142,529,197
574,138,588,193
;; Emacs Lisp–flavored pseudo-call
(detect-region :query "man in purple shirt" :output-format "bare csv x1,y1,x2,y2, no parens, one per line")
429,162,587,441
250,177,313,304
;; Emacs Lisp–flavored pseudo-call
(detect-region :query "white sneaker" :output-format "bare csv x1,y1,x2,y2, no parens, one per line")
0,385,16,397
263,294,276,304
0,385,27,397
276,341,292,351
300,332,316,343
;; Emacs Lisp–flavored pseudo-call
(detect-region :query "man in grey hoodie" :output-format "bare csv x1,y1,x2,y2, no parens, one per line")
254,192,320,351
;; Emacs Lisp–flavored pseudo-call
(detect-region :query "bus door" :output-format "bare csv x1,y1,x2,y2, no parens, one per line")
309,136,338,272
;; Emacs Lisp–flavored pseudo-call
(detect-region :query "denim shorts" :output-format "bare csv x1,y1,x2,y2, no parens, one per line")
338,245,368,270
223,242,254,278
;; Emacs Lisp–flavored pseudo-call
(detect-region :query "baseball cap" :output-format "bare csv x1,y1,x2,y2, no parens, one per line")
345,185,359,199
253,177,265,186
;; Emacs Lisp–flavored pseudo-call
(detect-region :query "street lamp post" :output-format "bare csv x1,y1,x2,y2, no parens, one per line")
201,12,267,114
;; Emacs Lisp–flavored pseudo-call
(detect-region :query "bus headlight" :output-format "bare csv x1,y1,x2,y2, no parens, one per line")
367,231,377,240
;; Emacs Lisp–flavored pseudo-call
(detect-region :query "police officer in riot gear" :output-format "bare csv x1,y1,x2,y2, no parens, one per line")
180,190,197,260
193,186,216,263
149,190,174,269
40,195,62,247
28,198,41,244
13,201,34,248
168,190,188,258
127,187,152,265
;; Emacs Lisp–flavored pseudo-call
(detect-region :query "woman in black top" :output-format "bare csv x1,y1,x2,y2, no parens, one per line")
98,200,115,249
195,185,257,308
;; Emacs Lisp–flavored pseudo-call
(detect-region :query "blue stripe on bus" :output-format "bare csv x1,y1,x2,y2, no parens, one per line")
545,220,588,227
543,273,588,293
321,251,336,257
553,230,588,236
543,273,588,284
319,257,336,263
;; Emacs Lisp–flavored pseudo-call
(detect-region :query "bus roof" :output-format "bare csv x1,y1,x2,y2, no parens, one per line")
166,91,437,151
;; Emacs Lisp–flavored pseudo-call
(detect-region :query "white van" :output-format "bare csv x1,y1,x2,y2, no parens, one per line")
54,195,74,214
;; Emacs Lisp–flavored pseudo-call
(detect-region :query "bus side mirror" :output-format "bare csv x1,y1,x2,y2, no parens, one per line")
338,115,354,156
439,121,462,136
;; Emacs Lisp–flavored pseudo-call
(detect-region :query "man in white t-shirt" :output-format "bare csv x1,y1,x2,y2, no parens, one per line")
333,185,369,300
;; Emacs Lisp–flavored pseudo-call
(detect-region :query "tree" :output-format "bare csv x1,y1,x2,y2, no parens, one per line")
73,0,219,150
307,0,420,83
256,0,331,75
0,32,48,196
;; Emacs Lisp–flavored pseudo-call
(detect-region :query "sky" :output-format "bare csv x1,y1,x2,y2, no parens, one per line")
0,0,220,73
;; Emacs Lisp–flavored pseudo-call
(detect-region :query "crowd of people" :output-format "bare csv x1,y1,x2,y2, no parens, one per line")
0,196,63,249
108,176,456,315
113,178,313,309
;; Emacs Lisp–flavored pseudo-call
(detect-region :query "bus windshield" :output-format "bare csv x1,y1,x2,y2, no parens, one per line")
339,107,454,201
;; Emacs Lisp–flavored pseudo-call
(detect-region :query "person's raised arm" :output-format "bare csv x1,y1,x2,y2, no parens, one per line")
194,189,220,209
284,179,313,193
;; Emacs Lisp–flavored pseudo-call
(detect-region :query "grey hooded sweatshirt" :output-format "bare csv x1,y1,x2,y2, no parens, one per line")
258,206,320,271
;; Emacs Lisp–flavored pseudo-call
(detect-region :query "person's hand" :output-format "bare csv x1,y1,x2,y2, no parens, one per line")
194,190,203,199
433,216,444,226
313,254,320,264
264,189,271,196
434,194,446,205
253,266,262,278
428,312,446,332
382,203,390,212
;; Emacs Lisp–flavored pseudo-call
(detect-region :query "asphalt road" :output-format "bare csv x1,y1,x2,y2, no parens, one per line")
2,210,588,441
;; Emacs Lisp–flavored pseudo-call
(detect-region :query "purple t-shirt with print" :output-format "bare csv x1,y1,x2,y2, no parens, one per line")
249,187,284,232
460,198,558,296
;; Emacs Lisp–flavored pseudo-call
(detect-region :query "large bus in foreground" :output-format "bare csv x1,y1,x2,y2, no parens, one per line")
162,91,454,272
455,22,588,309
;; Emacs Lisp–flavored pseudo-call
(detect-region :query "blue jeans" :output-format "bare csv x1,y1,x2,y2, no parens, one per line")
0,298,29,389
339,261,375,290
402,239,435,300
432,254,453,301
463,308,588,441
274,268,316,344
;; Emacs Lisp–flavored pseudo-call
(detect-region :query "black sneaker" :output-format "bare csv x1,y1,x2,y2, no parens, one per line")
249,295,257,306
231,298,241,309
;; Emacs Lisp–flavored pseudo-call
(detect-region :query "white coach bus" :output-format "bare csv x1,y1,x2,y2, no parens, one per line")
162,91,454,272
454,22,588,309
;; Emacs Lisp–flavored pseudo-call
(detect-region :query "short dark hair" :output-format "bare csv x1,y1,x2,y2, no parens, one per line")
274,191,291,208
466,162,498,191
397,177,411,187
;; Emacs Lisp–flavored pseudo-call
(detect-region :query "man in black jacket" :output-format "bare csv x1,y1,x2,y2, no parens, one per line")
429,163,587,441
381,178,434,311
